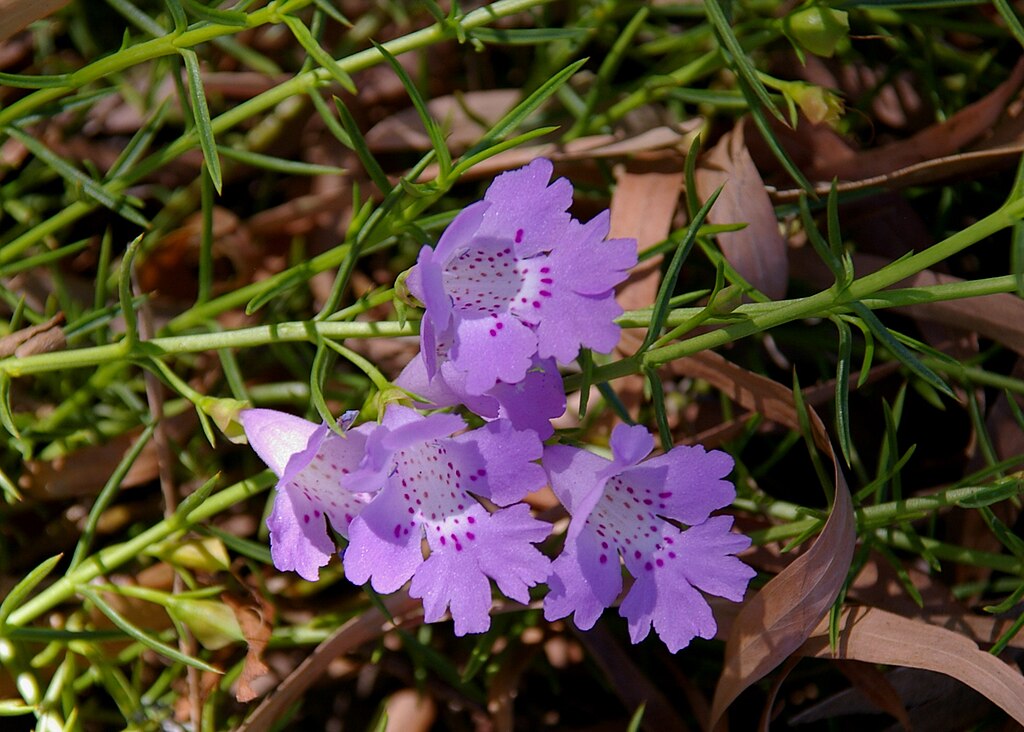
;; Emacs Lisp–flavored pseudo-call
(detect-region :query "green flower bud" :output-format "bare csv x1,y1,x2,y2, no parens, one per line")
788,82,845,127
200,396,251,444
166,598,243,651
784,6,849,58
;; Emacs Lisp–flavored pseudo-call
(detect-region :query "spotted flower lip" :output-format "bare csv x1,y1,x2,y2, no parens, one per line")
342,405,552,635
407,158,638,396
240,409,374,582
542,424,755,653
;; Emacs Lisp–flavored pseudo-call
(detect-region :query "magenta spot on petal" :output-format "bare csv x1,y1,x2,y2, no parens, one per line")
393,524,401,538
539,290,551,297
541,277,553,284
634,550,642,559
532,301,541,308
440,536,446,545
668,551,676,559
515,229,524,243
303,514,310,523
496,322,504,330
467,515,476,524
489,329,497,337
540,266,550,273
345,513,352,522
656,558,664,567
644,561,653,571
599,554,607,564
314,509,321,517
407,507,415,514
466,532,475,540
659,492,673,498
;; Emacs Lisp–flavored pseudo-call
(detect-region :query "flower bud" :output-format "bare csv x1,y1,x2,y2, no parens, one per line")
784,6,849,58
200,396,251,444
789,82,845,127
166,598,243,651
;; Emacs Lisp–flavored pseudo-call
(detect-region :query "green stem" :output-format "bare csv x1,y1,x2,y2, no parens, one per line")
0,320,416,377
6,473,274,627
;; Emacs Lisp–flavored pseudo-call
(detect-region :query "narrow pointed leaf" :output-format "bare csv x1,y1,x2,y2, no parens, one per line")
179,48,223,194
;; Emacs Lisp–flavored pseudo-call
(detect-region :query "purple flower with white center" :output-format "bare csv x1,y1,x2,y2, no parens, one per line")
342,405,551,635
240,409,375,582
543,424,755,653
395,352,565,440
408,158,637,396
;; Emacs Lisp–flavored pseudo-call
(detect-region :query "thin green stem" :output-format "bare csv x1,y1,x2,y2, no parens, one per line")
6,473,274,627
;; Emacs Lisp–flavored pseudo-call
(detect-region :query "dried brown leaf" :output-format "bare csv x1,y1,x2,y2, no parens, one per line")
801,606,1024,726
0,313,64,358
834,660,913,731
418,122,701,182
366,89,519,154
695,124,788,299
768,59,1024,199
678,353,855,727
609,165,684,419
0,0,69,43
20,412,196,500
223,593,274,703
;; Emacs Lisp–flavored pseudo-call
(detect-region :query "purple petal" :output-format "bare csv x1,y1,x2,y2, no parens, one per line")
543,443,610,520
411,503,551,635
623,446,736,526
534,289,624,363
450,313,537,394
432,199,490,262
410,546,493,635
544,528,622,630
609,424,654,470
267,488,335,582
452,420,546,505
343,486,425,593
668,516,755,601
478,159,573,258
240,408,320,478
487,357,565,440
412,244,452,336
619,567,717,653
550,212,638,295
474,504,551,603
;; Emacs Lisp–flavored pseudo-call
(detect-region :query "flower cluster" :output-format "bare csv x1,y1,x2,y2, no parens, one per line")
242,160,753,652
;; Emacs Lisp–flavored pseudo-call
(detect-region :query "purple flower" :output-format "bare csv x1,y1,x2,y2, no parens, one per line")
342,405,551,635
408,158,637,396
543,424,754,652
240,409,375,582
395,352,565,440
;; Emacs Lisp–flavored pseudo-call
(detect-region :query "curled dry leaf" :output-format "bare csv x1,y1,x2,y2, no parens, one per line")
800,605,1024,727
695,123,788,300
223,593,274,703
675,352,855,728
